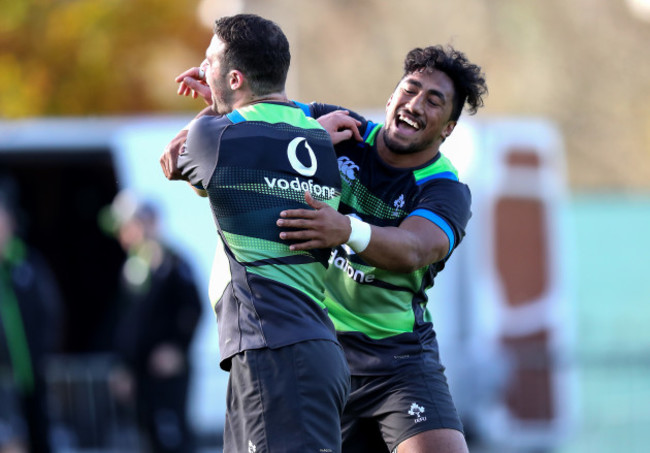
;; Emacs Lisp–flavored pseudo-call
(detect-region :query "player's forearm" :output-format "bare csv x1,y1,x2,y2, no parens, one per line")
161,107,216,180
356,226,442,273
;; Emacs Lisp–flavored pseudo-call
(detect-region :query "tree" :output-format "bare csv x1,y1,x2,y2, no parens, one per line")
0,0,209,117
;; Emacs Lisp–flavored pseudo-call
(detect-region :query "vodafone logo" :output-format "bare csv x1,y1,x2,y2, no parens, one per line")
288,137,317,177
263,136,337,199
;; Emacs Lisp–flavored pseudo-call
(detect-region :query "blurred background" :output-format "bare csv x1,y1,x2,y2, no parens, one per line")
1,0,649,452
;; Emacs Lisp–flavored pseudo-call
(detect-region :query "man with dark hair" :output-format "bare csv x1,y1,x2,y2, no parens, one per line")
160,14,350,453
275,45,488,453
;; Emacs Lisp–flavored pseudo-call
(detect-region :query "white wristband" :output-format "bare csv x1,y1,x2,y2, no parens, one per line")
345,215,371,253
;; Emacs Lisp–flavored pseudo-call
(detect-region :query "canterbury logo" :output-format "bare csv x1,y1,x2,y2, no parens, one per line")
337,156,359,181
288,137,317,177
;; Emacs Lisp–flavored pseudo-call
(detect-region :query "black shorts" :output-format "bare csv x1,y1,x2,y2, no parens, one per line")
341,361,464,453
224,340,350,453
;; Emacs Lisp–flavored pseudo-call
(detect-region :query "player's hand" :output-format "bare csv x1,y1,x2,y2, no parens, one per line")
176,60,212,105
317,110,363,145
277,191,351,250
160,129,188,180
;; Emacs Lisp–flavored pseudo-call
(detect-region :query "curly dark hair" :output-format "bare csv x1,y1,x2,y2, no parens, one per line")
403,46,487,121
214,14,290,96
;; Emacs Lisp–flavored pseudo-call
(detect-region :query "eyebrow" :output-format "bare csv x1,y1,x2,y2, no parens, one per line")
404,78,447,104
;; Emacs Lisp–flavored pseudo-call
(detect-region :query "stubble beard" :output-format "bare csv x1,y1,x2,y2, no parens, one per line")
210,72,235,115
381,128,427,155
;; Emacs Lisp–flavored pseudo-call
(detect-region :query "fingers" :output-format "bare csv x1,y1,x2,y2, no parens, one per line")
277,212,314,225
160,153,174,180
331,130,353,143
349,121,363,142
278,228,314,240
176,65,212,105
178,78,203,96
304,191,328,210
175,66,203,83
180,77,212,105
288,240,321,252
277,230,324,251
318,110,363,144
161,128,191,180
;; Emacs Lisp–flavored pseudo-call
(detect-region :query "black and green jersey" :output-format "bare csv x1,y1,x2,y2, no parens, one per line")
307,102,472,375
179,102,342,370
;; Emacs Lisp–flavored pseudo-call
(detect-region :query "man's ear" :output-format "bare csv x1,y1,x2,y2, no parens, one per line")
228,70,245,91
442,120,457,140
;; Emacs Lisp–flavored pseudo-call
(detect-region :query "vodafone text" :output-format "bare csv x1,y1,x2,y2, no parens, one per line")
329,249,375,283
264,176,337,200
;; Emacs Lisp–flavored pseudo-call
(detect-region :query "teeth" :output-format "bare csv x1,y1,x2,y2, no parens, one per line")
399,114,419,130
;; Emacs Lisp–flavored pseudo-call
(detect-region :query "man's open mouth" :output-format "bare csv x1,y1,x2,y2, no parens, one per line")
397,113,421,130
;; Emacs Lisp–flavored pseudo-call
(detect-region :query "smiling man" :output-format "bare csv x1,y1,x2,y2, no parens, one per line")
277,46,488,453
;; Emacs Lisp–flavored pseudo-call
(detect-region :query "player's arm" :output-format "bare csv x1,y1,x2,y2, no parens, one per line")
160,106,215,181
178,115,228,198
160,61,214,181
277,192,450,273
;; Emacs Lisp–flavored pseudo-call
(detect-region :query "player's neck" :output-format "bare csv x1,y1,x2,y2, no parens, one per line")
236,90,288,109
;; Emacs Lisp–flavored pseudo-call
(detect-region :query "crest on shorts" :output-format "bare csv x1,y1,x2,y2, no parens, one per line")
248,440,257,452
407,402,427,423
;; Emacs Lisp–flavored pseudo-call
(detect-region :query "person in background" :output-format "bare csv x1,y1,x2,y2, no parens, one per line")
105,190,202,453
0,179,63,453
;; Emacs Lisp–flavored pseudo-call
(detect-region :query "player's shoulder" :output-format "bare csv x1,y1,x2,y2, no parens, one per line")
416,178,472,217
186,114,231,146
308,102,344,118
192,113,230,131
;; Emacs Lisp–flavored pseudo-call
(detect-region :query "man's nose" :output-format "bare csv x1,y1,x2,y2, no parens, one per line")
405,94,425,115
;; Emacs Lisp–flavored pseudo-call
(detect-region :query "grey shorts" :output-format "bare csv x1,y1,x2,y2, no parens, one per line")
224,340,350,453
341,361,464,453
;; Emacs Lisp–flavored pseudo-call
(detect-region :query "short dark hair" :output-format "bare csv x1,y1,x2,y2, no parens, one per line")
214,14,290,96
403,46,487,121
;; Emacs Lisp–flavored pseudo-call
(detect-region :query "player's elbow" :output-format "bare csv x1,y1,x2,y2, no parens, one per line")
387,250,428,273
395,245,446,273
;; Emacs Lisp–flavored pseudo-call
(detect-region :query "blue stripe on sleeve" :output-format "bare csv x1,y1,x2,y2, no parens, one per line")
407,208,455,256
226,110,246,124
292,100,312,117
